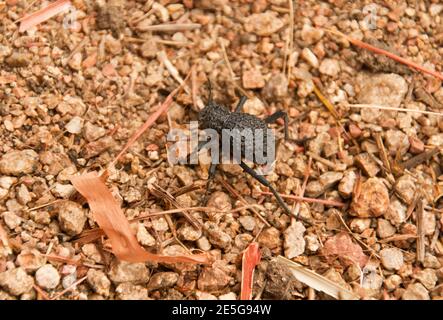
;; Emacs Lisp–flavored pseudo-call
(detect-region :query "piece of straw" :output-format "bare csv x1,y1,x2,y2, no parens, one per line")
19,0,72,33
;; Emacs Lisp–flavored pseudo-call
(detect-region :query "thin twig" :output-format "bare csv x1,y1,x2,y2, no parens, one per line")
51,276,87,300
158,51,189,93
400,147,440,171
62,37,88,67
345,103,443,117
286,0,295,85
416,198,425,263
137,23,201,32
333,211,380,259
324,28,443,81
293,157,311,217
26,200,61,212
218,176,272,227
306,151,344,171
259,191,344,207
378,234,417,243
374,133,391,173
110,71,191,167
33,284,50,300
219,39,237,81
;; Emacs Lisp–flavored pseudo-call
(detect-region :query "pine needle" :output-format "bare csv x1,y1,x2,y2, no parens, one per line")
313,85,340,119
324,28,443,81
259,191,344,207
346,103,443,117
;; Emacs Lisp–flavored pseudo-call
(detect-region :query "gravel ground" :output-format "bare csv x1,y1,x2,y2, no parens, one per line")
0,0,443,300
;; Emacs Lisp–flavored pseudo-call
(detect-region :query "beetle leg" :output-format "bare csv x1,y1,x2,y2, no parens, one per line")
239,161,292,216
201,162,217,205
234,96,248,113
265,110,289,140
181,139,208,164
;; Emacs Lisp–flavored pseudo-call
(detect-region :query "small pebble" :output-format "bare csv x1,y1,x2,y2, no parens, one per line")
35,264,60,290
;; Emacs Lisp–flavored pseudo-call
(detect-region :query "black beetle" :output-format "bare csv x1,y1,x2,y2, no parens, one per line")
192,81,295,216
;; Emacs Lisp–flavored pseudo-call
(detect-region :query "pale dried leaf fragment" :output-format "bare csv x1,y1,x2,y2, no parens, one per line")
19,0,72,33
276,256,359,300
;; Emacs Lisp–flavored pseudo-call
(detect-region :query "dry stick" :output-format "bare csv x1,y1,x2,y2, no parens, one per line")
405,193,420,221
74,206,227,245
191,67,200,111
63,37,88,67
416,198,425,263
137,23,201,32
282,0,294,77
259,192,344,207
324,28,443,81
13,0,40,23
430,225,440,252
293,157,312,217
313,86,360,150
313,86,340,119
400,147,440,170
306,151,342,171
149,183,201,229
155,39,192,47
287,0,295,84
379,234,418,244
333,211,380,259
134,205,264,221
158,51,190,94
45,254,82,266
346,103,443,117
159,52,204,109
171,183,203,197
51,276,88,300
130,5,154,25
110,71,191,168
374,133,391,173
219,39,237,81
218,40,251,99
33,284,50,300
27,200,61,212
218,176,271,227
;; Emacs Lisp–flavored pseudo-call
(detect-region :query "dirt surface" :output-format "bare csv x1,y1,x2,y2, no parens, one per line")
0,0,443,300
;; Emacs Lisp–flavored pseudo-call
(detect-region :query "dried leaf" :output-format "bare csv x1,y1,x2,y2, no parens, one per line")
71,172,210,264
322,232,368,268
19,0,72,33
240,243,261,300
276,256,359,300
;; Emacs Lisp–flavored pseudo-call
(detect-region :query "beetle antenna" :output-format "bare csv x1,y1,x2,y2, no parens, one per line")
207,78,213,104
